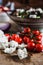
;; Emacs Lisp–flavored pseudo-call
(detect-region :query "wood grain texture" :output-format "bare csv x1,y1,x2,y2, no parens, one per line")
0,51,43,65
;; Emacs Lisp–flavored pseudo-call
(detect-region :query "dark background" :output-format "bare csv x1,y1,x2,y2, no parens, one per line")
3,0,43,8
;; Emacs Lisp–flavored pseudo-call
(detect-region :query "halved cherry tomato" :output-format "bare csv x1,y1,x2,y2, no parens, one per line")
35,44,43,52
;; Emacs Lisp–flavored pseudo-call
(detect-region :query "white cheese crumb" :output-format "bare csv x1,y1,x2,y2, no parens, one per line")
28,8,35,12
18,43,26,49
29,15,37,18
17,48,28,59
0,30,4,36
36,8,43,13
0,30,9,49
3,47,16,54
9,40,18,48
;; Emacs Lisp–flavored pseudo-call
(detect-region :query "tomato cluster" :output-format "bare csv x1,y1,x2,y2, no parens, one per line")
5,27,43,52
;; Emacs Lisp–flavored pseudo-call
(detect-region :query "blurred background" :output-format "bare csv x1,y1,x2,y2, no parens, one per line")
3,0,43,8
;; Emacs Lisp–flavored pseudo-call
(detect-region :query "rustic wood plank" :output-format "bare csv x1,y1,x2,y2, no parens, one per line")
0,51,43,65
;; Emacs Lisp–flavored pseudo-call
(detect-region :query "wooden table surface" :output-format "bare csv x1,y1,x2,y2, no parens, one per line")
0,51,43,65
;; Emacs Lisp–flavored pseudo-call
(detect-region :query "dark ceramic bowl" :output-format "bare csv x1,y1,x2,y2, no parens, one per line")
9,15,43,33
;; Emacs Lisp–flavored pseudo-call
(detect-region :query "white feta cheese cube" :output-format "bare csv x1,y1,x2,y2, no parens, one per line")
18,43,26,48
29,8,35,12
0,42,9,49
9,40,18,48
16,9,21,12
17,48,28,59
36,8,43,13
20,9,24,13
0,35,9,49
3,48,10,53
29,15,37,18
0,30,4,37
3,47,16,54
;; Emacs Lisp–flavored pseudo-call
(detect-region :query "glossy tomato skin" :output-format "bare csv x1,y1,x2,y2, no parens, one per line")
5,33,10,36
11,34,19,40
23,27,31,33
31,39,34,43
36,40,42,44
35,44,43,52
23,36,30,44
27,42,35,51
27,28,31,33
36,35,42,40
15,37,22,44
5,33,11,42
32,30,40,35
24,28,27,33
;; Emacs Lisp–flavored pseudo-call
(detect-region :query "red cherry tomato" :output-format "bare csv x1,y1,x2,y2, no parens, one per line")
23,36,30,44
11,34,19,40
24,28,28,33
31,39,34,42
36,35,42,40
27,28,31,33
27,42,35,51
24,27,31,33
5,33,10,36
36,40,42,44
32,30,40,35
35,44,43,52
5,33,11,42
15,37,22,44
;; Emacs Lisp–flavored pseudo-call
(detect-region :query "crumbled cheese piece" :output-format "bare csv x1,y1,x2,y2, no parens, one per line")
0,30,9,49
36,8,43,13
20,9,24,13
0,41,9,49
0,30,4,36
17,48,28,59
18,43,26,49
17,16,21,18
29,15,37,18
28,8,35,12
9,40,18,48
16,9,24,13
16,9,21,12
3,47,16,54
0,35,8,42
